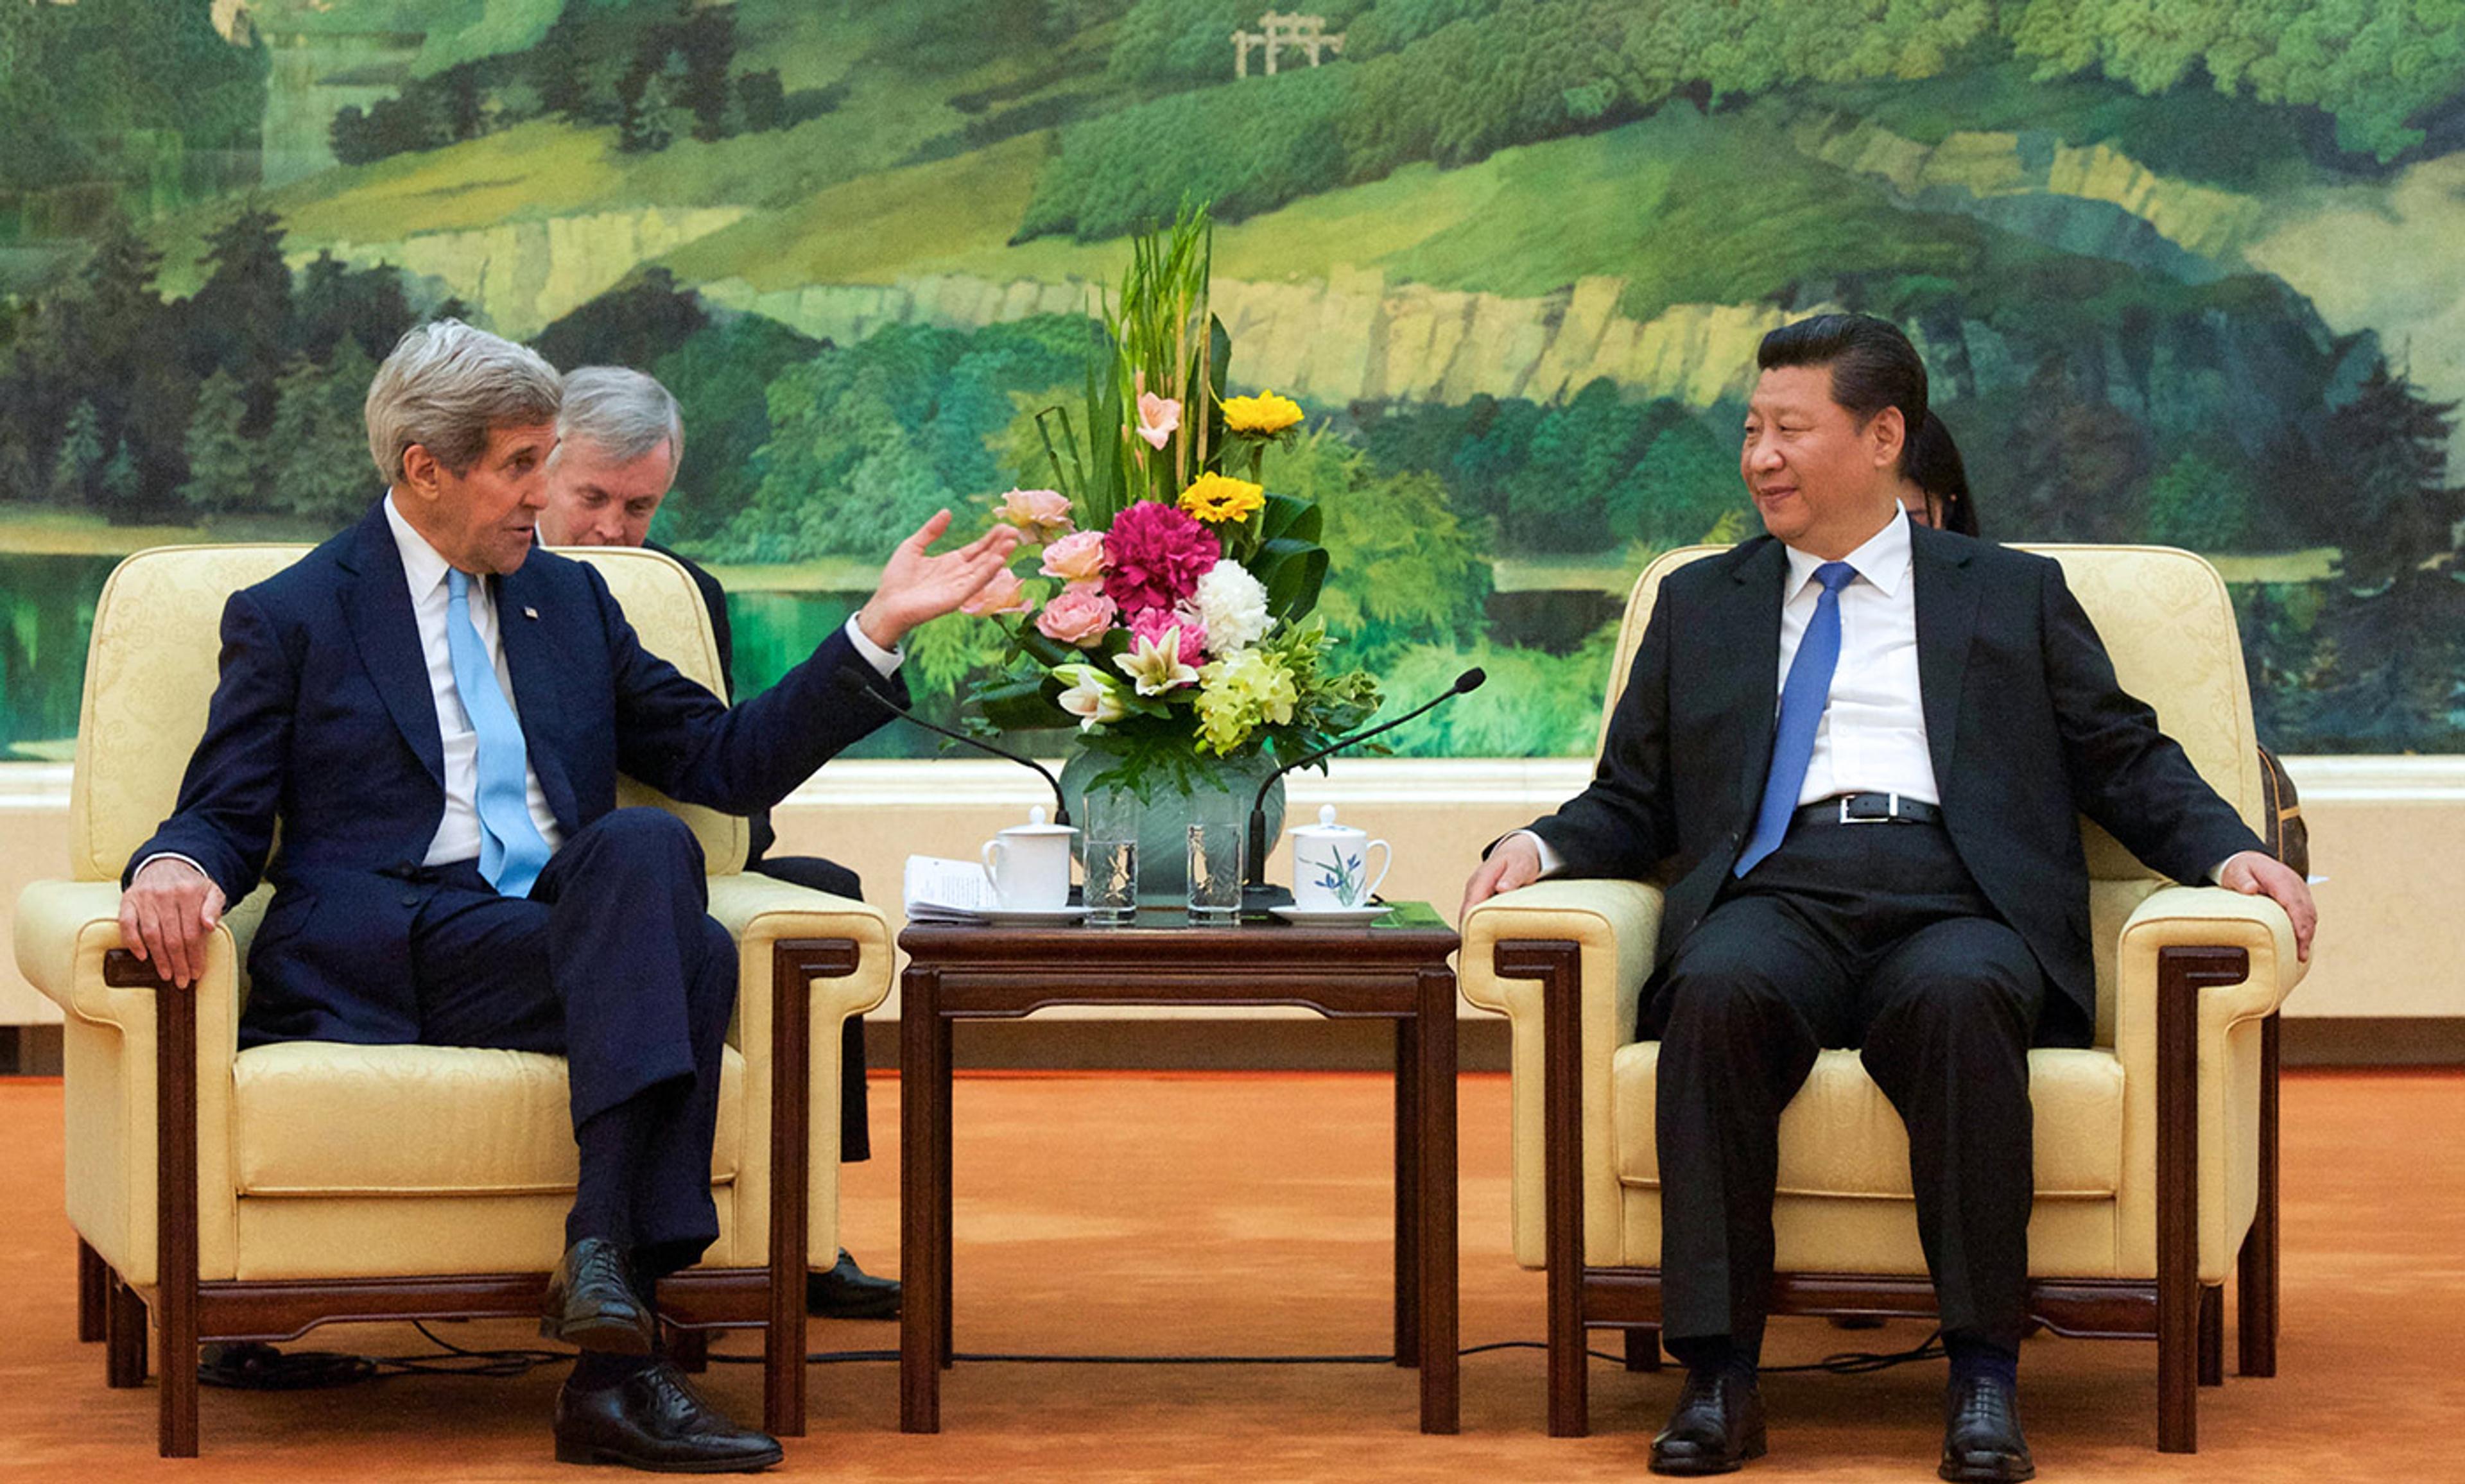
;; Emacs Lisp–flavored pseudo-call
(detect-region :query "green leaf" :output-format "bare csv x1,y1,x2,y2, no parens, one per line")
1015,628,1085,669
1258,541,1328,619
1257,491,1321,546
975,675,1068,731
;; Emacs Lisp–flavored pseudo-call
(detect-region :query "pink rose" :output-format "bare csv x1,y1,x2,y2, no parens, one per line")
995,488,1075,541
1129,606,1206,666
1034,583,1118,648
960,567,1029,617
1039,529,1111,583
1134,392,1180,451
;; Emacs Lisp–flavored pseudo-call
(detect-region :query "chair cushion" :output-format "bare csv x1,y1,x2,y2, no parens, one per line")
232,1042,743,1197
1612,1044,2124,1199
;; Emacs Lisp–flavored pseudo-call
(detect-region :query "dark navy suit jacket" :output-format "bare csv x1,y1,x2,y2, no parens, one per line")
1529,525,2263,1039
130,500,905,1048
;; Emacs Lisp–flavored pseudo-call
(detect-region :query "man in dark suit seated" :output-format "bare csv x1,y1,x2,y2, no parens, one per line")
1461,315,2315,1482
118,320,1019,1472
537,365,898,1321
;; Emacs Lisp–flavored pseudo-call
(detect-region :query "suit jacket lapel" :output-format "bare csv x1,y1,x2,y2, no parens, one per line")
495,562,581,836
339,503,446,791
1912,524,1980,791
1719,539,1790,821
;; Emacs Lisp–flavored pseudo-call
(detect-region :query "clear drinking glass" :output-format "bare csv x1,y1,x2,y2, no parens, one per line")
1082,786,1141,926
1184,789,1245,926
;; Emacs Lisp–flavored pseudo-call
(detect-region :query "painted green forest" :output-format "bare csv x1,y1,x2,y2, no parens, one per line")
3,0,2463,760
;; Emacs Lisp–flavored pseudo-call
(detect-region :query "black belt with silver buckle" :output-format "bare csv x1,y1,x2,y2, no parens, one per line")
1792,792,1942,827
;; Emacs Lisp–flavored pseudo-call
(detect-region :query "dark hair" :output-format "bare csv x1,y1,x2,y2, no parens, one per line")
1906,410,1978,537
1755,313,1928,476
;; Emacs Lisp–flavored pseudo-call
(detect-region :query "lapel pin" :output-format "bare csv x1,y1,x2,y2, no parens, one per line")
523,607,539,620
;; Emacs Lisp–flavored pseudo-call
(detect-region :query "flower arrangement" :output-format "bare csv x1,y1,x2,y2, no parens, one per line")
960,207,1378,796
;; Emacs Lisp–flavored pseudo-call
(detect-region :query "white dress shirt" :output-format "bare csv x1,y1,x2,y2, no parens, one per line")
1777,507,1940,807
384,495,566,865
1519,509,1937,875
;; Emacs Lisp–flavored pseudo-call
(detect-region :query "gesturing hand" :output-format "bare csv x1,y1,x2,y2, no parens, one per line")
2217,849,2316,962
855,510,1025,651
1460,832,1545,922
118,857,228,989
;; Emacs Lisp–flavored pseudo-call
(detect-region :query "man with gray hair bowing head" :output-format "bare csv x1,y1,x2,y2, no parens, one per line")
540,363,901,1323
118,320,1019,1472
1462,314,2313,1482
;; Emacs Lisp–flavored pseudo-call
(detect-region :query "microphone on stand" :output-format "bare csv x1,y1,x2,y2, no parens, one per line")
833,666,1071,827
1243,668,1486,905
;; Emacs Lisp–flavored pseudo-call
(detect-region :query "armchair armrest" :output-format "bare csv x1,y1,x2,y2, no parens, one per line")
2111,884,2306,1297
703,872,894,1273
1459,878,1663,1268
12,877,249,1294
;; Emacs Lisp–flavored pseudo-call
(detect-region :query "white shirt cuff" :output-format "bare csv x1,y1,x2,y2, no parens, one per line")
1511,829,1564,877
843,615,903,678
133,852,212,886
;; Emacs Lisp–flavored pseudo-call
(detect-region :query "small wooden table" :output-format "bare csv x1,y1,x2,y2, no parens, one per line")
897,903,1464,1434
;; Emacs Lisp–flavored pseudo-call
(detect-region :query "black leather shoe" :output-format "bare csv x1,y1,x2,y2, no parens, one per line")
1940,1374,2036,1483
806,1248,900,1320
554,1359,783,1472
542,1238,655,1355
1650,1367,1767,1475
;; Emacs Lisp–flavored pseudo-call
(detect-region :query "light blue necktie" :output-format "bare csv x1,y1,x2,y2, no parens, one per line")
445,569,551,898
1734,560,1858,877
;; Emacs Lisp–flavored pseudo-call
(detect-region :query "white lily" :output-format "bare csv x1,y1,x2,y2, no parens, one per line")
1053,663,1128,730
1112,627,1201,697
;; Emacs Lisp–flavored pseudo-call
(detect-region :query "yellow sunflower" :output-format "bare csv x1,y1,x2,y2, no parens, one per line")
1220,390,1304,436
1178,472,1267,524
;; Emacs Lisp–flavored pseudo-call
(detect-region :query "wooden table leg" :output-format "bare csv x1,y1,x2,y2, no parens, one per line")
937,1012,955,1370
1394,1015,1421,1367
1415,968,1460,1434
900,966,945,1433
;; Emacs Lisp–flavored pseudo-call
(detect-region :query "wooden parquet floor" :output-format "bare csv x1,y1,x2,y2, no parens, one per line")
3,1068,2460,1481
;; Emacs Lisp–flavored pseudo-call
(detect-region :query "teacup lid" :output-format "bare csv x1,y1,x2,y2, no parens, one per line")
1002,804,1078,836
1288,804,1356,838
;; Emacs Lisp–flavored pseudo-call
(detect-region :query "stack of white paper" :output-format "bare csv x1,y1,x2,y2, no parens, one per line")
903,854,998,922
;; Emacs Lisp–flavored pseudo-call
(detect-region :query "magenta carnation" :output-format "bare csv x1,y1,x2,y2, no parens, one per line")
1102,500,1220,616
1128,606,1207,666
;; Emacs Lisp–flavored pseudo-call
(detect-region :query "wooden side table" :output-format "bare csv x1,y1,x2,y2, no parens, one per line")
897,903,1464,1434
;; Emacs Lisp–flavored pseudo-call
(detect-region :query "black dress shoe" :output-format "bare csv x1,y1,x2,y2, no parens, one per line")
1650,1367,1767,1476
806,1248,899,1320
1940,1374,2035,1483
554,1359,783,1472
542,1238,655,1355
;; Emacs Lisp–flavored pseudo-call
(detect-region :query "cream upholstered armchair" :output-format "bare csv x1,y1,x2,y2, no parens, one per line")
1460,544,2304,1453
13,544,892,1456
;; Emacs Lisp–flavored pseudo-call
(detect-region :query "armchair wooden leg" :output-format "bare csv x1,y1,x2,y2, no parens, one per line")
2238,1012,2281,1378
2156,945,2248,1454
2198,1286,2224,1387
78,1238,108,1343
1623,1326,1662,1372
666,1324,711,1374
761,941,850,1440
104,1273,148,1388
1496,939,1590,1437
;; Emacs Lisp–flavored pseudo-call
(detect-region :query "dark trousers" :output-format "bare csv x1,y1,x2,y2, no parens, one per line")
745,854,872,1165
406,808,736,1279
1647,819,2054,1358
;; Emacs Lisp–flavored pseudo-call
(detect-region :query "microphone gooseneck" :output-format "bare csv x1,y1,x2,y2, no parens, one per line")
833,667,1071,827
1243,668,1487,890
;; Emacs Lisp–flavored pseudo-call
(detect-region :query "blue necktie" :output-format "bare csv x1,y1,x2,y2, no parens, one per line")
1734,560,1858,877
445,569,551,898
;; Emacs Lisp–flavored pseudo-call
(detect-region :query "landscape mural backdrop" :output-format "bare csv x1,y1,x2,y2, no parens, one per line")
3,0,2462,761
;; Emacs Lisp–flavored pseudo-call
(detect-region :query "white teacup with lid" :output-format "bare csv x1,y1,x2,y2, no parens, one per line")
1288,805,1392,912
980,805,1078,911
